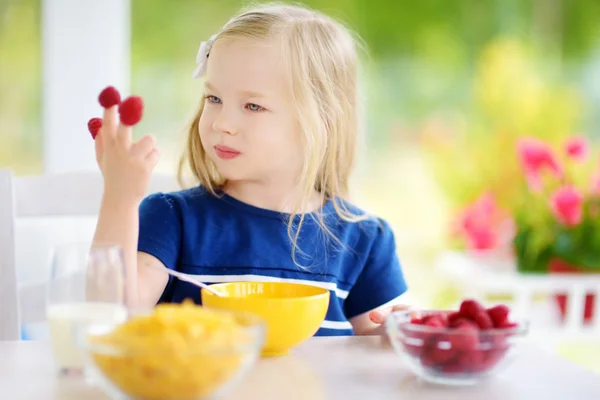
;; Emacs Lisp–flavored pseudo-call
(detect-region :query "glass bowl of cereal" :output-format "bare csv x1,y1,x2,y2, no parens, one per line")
77,300,265,400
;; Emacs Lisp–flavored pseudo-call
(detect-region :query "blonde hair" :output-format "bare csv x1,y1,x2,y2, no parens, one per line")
178,2,369,263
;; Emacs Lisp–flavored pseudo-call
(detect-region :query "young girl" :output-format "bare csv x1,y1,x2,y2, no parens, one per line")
92,3,408,336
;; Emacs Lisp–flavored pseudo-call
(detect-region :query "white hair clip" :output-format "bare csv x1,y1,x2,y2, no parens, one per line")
191,34,217,79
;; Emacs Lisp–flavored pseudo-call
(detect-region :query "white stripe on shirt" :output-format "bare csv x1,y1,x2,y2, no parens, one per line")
320,320,353,330
188,273,350,299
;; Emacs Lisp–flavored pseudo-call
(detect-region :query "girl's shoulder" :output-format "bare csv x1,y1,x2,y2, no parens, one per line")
139,185,219,218
328,197,390,226
327,197,396,246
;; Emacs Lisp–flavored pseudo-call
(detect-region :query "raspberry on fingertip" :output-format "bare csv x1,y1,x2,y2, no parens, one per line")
87,117,103,139
98,86,121,108
118,96,144,126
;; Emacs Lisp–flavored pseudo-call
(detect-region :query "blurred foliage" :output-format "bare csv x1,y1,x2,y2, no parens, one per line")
1,0,600,177
126,0,600,168
129,0,600,62
0,0,41,174
420,36,600,271
421,37,584,212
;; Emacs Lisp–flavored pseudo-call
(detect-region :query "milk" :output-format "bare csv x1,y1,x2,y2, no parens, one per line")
46,302,127,371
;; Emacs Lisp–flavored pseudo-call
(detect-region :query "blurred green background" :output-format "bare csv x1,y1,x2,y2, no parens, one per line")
2,0,599,220
1,0,600,371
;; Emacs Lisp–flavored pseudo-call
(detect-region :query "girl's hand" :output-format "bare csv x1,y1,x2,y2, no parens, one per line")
95,105,160,205
368,304,411,335
370,304,412,347
350,303,411,343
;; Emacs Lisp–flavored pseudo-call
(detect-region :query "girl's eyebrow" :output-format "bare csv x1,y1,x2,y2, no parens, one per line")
240,89,267,99
204,80,267,99
204,81,217,91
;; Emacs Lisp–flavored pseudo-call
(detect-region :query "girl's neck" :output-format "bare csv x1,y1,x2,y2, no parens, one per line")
223,180,323,214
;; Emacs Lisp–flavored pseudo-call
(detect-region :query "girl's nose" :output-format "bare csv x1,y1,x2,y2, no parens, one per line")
212,108,238,136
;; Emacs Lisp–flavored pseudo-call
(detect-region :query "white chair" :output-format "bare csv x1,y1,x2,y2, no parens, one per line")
0,168,180,340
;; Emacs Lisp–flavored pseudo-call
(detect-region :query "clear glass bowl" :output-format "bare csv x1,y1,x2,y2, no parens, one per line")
386,309,529,385
77,308,265,400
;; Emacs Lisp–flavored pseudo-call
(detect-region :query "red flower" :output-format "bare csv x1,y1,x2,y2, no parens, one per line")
550,186,583,227
517,137,562,191
564,136,588,161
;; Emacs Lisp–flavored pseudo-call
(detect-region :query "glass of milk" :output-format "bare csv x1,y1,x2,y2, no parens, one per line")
46,242,128,375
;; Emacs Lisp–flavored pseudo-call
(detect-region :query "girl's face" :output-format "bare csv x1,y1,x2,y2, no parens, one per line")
199,38,304,188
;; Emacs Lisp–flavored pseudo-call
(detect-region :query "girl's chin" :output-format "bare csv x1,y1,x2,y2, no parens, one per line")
213,165,250,183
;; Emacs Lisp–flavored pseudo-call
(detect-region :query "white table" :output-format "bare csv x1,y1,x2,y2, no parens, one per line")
1,337,599,399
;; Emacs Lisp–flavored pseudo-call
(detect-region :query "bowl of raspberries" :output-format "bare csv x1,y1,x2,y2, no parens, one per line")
386,299,529,385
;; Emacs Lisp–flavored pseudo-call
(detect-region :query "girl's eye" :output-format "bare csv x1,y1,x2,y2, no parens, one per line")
246,103,264,112
206,95,221,104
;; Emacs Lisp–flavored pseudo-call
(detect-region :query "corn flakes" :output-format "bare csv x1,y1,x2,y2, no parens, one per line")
89,300,261,400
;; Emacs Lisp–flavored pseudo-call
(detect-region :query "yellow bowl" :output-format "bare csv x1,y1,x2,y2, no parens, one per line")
201,282,330,356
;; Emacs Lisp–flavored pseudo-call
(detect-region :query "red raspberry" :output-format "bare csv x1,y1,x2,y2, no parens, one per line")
449,321,478,351
474,311,494,330
447,311,462,325
480,348,508,370
404,343,424,357
401,330,431,357
459,299,486,319
420,315,433,323
478,332,510,371
98,86,121,108
449,317,470,328
497,320,518,329
457,349,485,371
420,353,438,367
480,332,509,350
422,314,447,328
423,339,456,365
441,362,466,373
437,312,450,327
87,117,102,139
487,304,510,328
421,348,456,367
118,96,144,126
449,316,478,329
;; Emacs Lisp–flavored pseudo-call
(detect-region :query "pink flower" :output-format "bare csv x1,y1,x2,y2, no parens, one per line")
465,226,496,250
589,169,600,194
517,137,562,191
564,136,589,161
461,193,496,233
550,186,583,227
590,162,600,195
457,193,514,250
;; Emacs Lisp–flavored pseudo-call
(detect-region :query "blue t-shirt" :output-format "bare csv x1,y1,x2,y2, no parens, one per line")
137,187,408,336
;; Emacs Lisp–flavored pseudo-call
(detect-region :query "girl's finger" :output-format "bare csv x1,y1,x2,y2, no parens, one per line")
116,122,132,148
369,304,411,325
116,95,144,148
369,310,386,325
145,148,160,168
102,105,118,141
391,304,412,313
131,135,156,158
94,128,104,165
